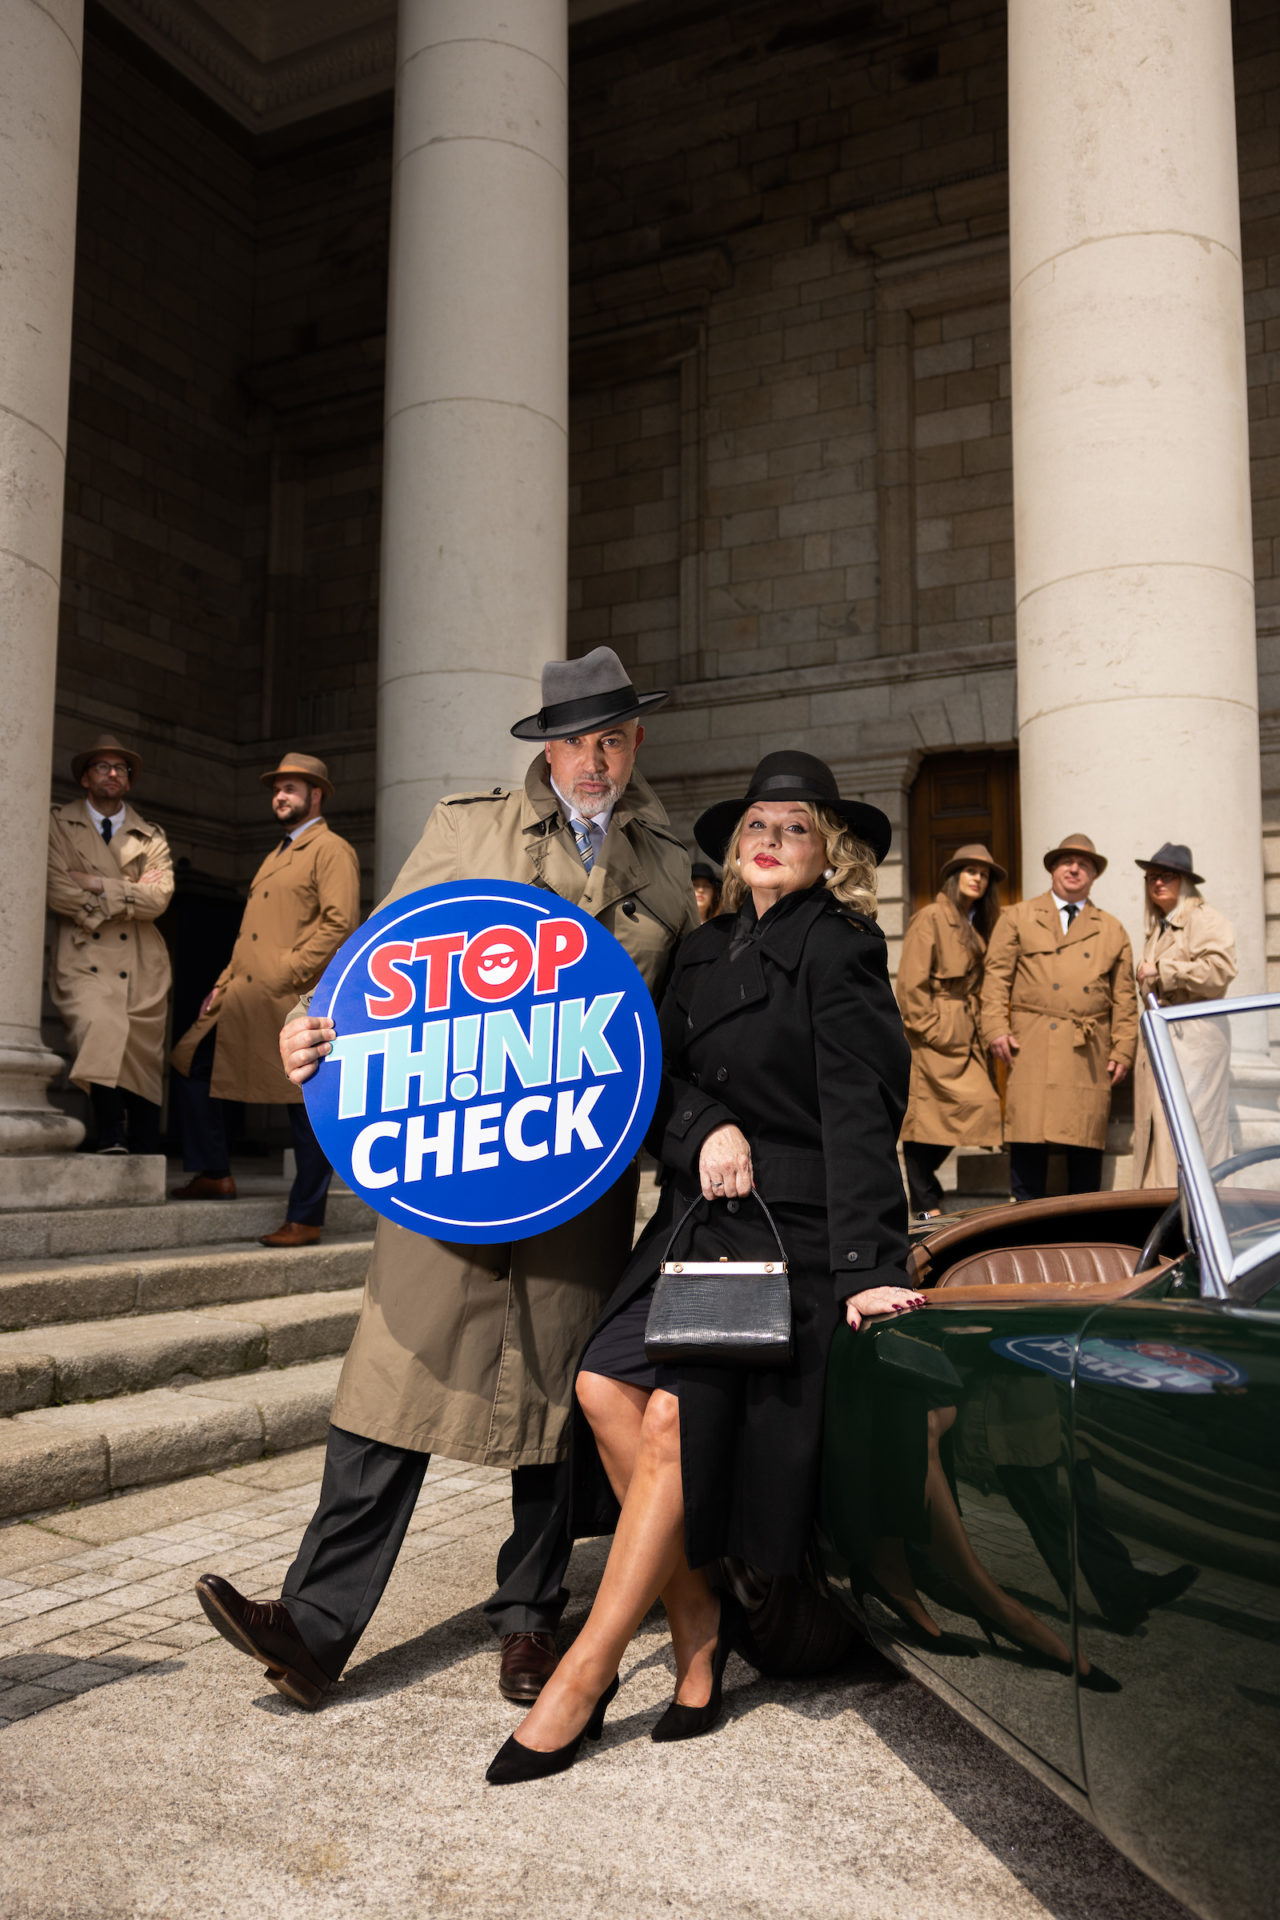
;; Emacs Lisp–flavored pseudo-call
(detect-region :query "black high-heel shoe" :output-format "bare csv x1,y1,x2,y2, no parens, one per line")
485,1675,618,1785
651,1593,742,1744
974,1611,1121,1692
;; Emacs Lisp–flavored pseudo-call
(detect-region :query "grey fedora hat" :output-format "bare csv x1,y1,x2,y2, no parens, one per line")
1136,841,1204,885
510,647,670,741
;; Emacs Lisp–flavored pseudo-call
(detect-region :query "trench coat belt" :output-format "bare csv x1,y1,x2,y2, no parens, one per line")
1010,1001,1099,1051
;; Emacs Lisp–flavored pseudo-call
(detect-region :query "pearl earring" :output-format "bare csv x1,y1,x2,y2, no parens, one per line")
824,867,835,880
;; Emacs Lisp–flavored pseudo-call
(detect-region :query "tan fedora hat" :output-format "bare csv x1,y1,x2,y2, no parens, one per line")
259,751,334,799
940,841,1007,885
71,733,142,783
1043,831,1107,877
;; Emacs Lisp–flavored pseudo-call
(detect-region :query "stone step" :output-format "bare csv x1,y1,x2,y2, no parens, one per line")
0,1233,373,1332
0,1288,363,1416
0,1184,376,1263
0,1357,343,1521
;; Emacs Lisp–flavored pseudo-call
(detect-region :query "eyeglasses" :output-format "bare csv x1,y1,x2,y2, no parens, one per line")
88,762,130,776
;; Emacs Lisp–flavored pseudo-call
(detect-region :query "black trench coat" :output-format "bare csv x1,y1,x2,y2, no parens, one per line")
572,882,911,1577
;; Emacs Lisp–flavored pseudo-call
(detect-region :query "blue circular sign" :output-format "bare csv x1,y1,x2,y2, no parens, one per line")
304,880,662,1242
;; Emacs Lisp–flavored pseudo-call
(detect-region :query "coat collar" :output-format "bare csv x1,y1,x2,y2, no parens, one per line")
1032,889,1100,946
684,886,832,1038
256,816,331,876
519,754,674,917
53,797,152,855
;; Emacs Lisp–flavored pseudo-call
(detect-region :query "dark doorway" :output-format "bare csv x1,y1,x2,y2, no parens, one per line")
908,749,1020,915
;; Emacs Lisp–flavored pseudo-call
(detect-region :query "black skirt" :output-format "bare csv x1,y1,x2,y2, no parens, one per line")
571,1186,842,1578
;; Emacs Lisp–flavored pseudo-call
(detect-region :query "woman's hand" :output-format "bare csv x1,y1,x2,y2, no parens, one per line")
845,1286,927,1330
698,1123,753,1201
280,1014,335,1086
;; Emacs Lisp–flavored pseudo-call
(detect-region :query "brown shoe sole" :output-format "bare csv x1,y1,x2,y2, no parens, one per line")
195,1580,327,1711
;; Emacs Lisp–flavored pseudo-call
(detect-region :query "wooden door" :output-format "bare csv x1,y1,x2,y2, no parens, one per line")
908,749,1021,914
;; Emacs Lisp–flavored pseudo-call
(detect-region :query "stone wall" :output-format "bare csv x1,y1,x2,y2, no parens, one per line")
57,21,258,878
49,0,1280,1001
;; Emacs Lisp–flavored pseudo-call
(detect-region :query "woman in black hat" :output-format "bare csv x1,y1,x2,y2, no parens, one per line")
1132,843,1237,1186
689,860,721,923
486,752,920,1783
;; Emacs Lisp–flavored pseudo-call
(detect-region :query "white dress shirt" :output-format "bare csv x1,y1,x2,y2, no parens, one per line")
1051,889,1088,935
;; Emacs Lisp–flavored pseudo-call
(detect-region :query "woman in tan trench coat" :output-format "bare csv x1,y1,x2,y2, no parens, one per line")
1131,842,1237,1188
897,843,1004,1219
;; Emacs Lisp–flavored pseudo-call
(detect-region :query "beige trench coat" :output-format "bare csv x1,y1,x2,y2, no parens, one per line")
1132,896,1237,1187
980,892,1139,1151
47,801,175,1104
329,756,698,1465
171,819,360,1105
897,893,1002,1149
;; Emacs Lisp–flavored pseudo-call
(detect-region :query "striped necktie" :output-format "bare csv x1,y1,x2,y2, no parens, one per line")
570,818,597,873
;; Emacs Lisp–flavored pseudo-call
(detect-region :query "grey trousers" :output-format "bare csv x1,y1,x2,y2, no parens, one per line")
281,1425,576,1678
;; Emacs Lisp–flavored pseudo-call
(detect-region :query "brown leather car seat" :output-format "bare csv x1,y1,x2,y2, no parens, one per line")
934,1243,1143,1291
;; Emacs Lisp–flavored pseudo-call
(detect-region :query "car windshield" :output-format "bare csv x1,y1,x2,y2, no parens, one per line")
1141,994,1280,1294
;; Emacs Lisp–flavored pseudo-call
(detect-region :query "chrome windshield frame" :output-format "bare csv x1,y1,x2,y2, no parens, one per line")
1140,991,1280,1303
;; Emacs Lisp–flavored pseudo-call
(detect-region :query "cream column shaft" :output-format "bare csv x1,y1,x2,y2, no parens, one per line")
0,0,85,1152
1009,0,1262,988
376,0,569,893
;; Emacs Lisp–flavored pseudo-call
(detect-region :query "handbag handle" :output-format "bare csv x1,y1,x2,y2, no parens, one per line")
660,1185,788,1269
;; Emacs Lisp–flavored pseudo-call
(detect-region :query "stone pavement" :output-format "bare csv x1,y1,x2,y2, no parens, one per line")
0,1451,1190,1920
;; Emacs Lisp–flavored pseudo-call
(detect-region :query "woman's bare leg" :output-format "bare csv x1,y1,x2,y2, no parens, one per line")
576,1371,728,1706
518,1389,721,1751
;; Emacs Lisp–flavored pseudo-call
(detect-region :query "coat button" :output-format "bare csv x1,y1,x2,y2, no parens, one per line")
119,971,127,979
846,1251,859,1264
251,932,257,940
1052,982,1060,990
681,1109,693,1121
92,933,99,941
120,931,127,940
1050,1021,1057,1030
247,974,253,983
90,965,97,972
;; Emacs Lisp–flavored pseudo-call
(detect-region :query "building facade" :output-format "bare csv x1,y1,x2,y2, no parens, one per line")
0,0,1276,1184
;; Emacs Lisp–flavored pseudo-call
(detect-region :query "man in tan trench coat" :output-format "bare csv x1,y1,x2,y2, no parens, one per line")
981,832,1138,1204
194,650,697,1712
47,734,174,1153
169,752,360,1245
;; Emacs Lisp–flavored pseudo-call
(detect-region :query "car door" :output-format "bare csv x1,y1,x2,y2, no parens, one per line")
1072,1294,1280,1920
821,1299,1098,1793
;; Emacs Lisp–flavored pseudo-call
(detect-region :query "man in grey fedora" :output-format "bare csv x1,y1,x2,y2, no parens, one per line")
194,649,697,1712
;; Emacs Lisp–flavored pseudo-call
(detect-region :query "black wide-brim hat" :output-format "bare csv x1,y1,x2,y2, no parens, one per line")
510,646,669,741
694,751,892,866
1136,841,1204,885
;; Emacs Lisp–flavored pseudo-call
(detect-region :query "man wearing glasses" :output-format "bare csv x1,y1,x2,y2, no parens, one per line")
47,734,174,1154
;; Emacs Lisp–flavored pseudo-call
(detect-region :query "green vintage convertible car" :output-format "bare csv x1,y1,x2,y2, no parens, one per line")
730,993,1279,1920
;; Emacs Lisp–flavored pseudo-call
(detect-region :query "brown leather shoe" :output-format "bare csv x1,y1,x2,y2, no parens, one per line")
194,1572,331,1709
259,1221,322,1248
498,1630,559,1704
172,1174,236,1200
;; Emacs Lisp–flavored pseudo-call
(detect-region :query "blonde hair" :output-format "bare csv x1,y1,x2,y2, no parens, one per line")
1144,873,1201,932
719,803,878,920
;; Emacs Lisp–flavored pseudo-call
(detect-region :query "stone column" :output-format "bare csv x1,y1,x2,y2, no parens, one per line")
1009,0,1263,990
0,0,85,1158
376,0,569,893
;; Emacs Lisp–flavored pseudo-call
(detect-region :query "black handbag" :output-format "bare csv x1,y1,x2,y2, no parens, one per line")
644,1188,792,1368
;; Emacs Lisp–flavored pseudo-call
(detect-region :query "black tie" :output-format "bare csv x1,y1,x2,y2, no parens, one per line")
277,835,292,852
100,818,113,846
1064,903,1079,928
